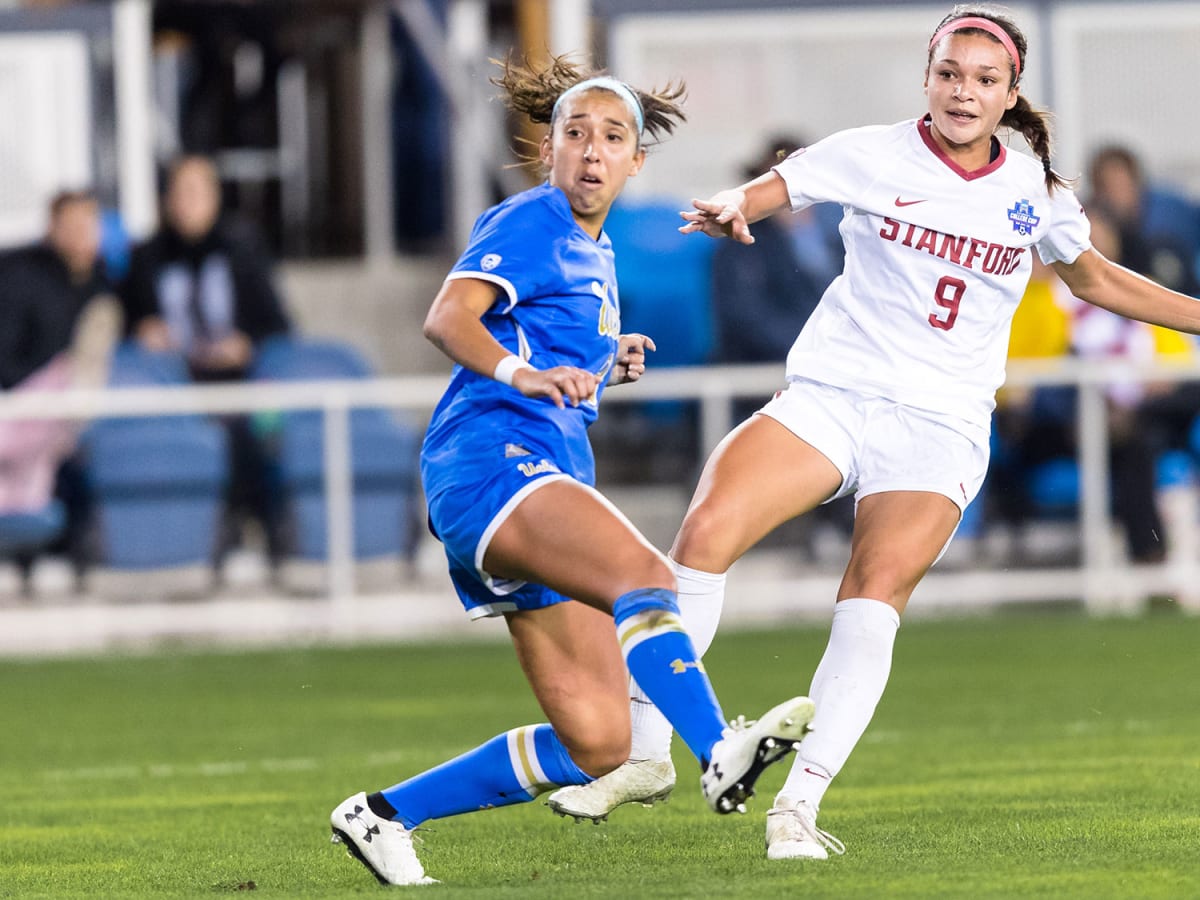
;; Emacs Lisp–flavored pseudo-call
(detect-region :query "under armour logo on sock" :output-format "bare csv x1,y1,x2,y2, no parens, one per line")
670,658,706,674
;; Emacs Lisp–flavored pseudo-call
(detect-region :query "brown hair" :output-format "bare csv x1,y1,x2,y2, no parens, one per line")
929,4,1070,193
49,189,98,219
1088,144,1143,190
490,53,686,167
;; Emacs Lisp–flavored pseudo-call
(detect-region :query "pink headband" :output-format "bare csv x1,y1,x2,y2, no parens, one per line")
929,16,1021,81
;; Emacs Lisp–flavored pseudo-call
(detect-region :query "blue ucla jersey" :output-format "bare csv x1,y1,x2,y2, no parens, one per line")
422,183,622,502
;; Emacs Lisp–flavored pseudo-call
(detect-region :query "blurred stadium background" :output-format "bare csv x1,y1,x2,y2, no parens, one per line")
2,0,1200,656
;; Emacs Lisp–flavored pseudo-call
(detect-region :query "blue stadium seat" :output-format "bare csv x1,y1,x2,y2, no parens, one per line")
250,336,420,561
83,418,229,569
0,502,66,557
1143,187,1200,253
1024,448,1194,521
597,199,717,466
104,341,190,390
1142,187,1200,286
0,501,68,595
1026,457,1081,518
603,198,716,367
1156,448,1195,489
80,342,229,569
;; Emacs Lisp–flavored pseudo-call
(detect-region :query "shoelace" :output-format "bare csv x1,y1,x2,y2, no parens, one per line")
384,820,431,849
723,713,755,734
767,805,847,856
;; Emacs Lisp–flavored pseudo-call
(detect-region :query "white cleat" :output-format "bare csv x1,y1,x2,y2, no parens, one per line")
700,696,815,815
765,795,846,860
546,758,676,823
330,792,438,886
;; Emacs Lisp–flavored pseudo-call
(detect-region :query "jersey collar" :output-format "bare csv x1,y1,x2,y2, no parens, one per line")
917,115,1006,181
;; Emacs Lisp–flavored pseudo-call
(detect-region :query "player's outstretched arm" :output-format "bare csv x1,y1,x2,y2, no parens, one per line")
679,171,791,245
1053,249,1200,335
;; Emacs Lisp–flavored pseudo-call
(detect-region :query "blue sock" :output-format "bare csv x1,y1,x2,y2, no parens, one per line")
377,724,590,828
613,587,726,766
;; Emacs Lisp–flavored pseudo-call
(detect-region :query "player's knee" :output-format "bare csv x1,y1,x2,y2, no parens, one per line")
566,731,630,778
672,506,736,572
841,553,922,607
610,551,674,598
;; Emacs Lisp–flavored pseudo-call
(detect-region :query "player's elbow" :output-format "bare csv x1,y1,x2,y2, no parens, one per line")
422,305,452,351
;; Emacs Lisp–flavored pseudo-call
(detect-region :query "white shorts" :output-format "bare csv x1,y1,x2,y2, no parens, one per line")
759,378,991,516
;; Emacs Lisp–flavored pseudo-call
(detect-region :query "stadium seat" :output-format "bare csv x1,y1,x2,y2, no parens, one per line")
596,199,717,476
1026,457,1081,518
1142,187,1200,287
1024,449,1196,519
0,503,67,557
250,336,420,562
82,418,229,569
79,343,229,570
1143,187,1200,254
603,197,716,368
0,501,68,594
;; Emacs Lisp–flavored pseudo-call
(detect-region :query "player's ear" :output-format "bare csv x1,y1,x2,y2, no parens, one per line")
627,147,646,177
539,133,553,168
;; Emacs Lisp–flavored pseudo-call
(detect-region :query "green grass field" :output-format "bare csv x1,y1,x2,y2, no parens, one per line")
3,607,1198,898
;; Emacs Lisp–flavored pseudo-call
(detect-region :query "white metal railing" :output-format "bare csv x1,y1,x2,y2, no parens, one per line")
2,357,1200,614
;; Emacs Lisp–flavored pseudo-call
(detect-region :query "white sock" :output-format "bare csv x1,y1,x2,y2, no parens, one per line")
779,597,900,809
627,560,726,761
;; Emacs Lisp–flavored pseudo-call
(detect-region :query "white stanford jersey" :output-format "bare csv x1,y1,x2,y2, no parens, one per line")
774,117,1091,436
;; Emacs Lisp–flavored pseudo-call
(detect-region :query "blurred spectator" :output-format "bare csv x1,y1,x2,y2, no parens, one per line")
0,190,121,560
1087,144,1199,296
122,155,292,568
711,134,842,368
1087,144,1200,469
990,211,1178,563
123,155,290,377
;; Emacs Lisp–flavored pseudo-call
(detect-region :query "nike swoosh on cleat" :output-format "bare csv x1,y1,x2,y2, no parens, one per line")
894,197,927,207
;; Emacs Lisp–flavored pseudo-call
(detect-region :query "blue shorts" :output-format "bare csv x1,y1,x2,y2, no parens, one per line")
425,439,578,619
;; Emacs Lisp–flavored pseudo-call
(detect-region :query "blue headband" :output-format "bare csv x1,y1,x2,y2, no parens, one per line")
551,76,645,136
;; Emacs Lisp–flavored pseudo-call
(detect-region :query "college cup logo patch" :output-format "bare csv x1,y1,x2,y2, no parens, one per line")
481,253,502,271
1007,199,1040,236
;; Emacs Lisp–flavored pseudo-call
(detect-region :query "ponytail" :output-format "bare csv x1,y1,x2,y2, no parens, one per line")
1001,95,1071,193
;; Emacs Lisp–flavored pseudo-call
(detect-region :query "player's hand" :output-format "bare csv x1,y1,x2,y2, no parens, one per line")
192,332,254,371
513,365,600,409
135,317,178,352
608,333,656,385
679,191,755,244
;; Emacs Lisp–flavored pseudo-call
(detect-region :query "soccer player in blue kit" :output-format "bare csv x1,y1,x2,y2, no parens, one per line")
329,55,815,886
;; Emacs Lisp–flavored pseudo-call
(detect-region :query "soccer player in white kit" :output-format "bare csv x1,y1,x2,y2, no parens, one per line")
546,3,1200,859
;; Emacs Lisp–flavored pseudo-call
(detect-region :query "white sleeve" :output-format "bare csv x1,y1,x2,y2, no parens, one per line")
771,125,889,212
1035,185,1092,266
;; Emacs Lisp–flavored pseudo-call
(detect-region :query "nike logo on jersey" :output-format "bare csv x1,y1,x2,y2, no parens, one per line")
894,197,927,207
